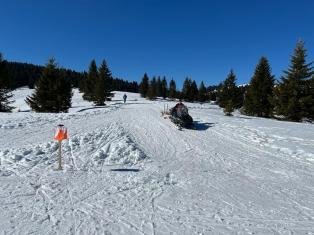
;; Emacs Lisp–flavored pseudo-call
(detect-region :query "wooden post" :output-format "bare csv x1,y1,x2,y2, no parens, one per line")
54,124,67,171
57,140,62,170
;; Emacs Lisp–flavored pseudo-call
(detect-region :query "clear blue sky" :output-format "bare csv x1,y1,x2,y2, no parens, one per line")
1,0,314,88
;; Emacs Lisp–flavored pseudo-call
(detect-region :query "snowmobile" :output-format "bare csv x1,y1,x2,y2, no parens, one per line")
162,102,194,129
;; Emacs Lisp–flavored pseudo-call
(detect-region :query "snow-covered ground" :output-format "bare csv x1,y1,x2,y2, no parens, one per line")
1,88,314,234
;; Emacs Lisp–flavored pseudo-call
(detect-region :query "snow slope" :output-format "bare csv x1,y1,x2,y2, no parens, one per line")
1,88,314,234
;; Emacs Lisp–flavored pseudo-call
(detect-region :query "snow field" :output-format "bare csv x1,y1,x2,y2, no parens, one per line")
0,88,314,234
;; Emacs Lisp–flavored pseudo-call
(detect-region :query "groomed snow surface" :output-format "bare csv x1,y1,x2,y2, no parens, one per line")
1,88,314,234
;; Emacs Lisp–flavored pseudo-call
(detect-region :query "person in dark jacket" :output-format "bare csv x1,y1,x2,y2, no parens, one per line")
170,101,193,127
123,94,127,103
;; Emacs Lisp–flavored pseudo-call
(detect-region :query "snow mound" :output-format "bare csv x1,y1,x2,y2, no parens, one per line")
74,125,147,166
0,124,147,176
94,135,145,165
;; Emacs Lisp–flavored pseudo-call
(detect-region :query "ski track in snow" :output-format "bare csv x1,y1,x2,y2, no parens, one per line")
0,89,314,234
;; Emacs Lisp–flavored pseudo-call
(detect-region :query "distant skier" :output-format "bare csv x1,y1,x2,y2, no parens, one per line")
123,94,127,103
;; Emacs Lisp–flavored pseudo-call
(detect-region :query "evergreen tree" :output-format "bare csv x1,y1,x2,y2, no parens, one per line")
224,100,234,116
111,78,139,92
26,58,72,113
147,77,157,100
139,73,149,97
308,76,314,119
182,78,191,101
300,77,314,120
207,85,220,101
161,76,167,99
83,59,98,101
244,57,275,117
198,81,207,103
237,85,248,108
94,60,114,105
274,41,314,121
190,80,199,102
0,53,14,112
176,91,183,100
79,71,88,92
169,79,176,99
156,76,162,97
217,70,238,109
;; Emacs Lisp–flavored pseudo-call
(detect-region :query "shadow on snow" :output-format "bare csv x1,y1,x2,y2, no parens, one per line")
192,121,216,131
110,168,140,172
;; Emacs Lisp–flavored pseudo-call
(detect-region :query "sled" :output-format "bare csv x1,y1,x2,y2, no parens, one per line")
169,115,194,129
162,102,194,130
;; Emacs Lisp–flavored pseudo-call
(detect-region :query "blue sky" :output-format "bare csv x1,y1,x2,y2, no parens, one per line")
1,0,314,88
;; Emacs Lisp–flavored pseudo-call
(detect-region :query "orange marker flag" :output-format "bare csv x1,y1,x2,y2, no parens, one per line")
63,129,68,140
54,127,68,141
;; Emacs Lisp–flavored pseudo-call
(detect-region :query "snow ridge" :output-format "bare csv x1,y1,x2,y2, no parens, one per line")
0,123,147,177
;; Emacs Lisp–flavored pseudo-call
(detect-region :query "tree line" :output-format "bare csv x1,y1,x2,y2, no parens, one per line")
139,74,236,104
139,74,209,103
0,53,13,112
217,40,314,121
4,61,83,89
1,40,313,122
139,40,314,122
0,55,139,112
2,60,139,92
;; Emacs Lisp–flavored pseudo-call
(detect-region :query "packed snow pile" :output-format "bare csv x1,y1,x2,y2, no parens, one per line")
0,123,146,178
81,125,146,166
1,88,314,234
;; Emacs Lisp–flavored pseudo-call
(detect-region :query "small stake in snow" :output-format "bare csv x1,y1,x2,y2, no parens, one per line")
53,124,68,170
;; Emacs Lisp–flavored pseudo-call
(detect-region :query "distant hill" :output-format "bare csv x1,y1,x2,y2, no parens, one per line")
5,61,138,93
6,61,82,89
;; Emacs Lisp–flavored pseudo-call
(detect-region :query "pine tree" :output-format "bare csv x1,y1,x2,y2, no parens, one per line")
156,76,162,97
176,91,183,100
94,60,114,105
217,70,239,109
26,58,72,113
237,85,248,108
244,57,275,117
198,81,207,103
169,79,176,99
161,76,167,99
0,53,14,112
207,85,220,101
78,71,88,93
190,80,199,102
274,40,314,121
300,77,314,120
308,76,314,120
182,78,191,101
147,77,157,100
83,59,98,101
224,100,234,116
139,73,149,97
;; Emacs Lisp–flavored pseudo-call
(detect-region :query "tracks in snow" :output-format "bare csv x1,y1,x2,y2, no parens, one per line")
2,95,314,234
